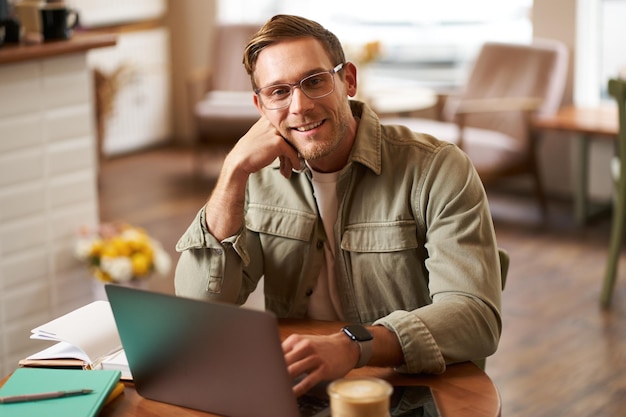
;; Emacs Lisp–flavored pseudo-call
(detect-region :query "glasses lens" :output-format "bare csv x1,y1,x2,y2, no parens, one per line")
257,69,337,109
301,72,334,99
258,85,292,109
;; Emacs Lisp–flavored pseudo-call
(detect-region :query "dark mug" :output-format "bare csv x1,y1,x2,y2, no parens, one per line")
0,17,18,46
0,18,20,44
40,6,78,40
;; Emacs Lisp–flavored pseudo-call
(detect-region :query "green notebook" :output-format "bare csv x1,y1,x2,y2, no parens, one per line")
0,368,121,417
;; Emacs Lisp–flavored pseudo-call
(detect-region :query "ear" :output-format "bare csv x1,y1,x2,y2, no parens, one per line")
342,62,358,98
253,94,264,115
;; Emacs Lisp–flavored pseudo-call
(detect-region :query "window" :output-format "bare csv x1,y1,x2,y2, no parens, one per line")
576,0,626,105
217,0,532,89
600,0,626,98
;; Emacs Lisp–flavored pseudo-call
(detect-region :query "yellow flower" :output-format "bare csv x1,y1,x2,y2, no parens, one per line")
344,40,382,66
131,252,151,276
75,222,171,283
113,236,133,257
94,269,113,283
362,41,381,64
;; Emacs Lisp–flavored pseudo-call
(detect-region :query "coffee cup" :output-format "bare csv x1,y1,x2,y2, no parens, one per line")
40,4,78,40
327,377,393,417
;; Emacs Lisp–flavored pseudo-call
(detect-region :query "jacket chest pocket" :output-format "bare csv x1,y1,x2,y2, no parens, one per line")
339,220,426,317
246,204,316,241
341,220,419,253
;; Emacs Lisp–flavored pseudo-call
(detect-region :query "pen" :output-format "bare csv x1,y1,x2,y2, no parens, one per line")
0,389,93,404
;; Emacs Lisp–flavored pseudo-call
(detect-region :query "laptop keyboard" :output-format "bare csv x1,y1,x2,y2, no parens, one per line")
297,394,330,417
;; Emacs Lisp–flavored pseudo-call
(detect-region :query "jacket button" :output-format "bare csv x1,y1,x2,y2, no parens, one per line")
316,240,324,250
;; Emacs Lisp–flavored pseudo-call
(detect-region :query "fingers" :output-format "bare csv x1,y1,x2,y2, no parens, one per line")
279,155,293,179
252,117,302,171
234,117,302,177
277,137,303,177
283,335,323,397
292,371,321,398
283,335,315,377
283,334,353,397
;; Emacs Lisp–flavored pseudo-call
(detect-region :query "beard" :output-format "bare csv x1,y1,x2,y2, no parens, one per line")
283,113,351,162
297,132,342,160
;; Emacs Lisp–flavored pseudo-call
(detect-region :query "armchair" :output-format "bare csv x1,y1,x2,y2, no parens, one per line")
381,39,569,214
188,23,261,172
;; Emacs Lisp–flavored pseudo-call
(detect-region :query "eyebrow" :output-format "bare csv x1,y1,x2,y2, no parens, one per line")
257,66,329,89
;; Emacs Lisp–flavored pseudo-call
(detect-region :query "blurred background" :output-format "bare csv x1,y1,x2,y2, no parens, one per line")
72,0,625,199
1,0,626,404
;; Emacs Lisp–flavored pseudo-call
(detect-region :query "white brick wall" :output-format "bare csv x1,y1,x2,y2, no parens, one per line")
0,54,99,376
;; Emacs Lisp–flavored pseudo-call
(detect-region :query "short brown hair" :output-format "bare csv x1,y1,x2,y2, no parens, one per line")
243,14,346,89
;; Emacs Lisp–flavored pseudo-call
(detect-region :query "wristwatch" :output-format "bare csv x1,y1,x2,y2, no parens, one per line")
342,324,373,368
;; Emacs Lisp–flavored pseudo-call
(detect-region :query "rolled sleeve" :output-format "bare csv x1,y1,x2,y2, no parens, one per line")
374,311,445,374
174,208,246,303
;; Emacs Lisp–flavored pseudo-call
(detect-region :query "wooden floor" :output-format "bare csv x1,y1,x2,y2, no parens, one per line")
99,145,626,417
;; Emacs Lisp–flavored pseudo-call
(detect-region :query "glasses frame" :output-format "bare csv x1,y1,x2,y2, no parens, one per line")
255,63,345,110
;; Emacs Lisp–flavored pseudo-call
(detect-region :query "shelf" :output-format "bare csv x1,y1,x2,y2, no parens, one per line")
0,32,116,65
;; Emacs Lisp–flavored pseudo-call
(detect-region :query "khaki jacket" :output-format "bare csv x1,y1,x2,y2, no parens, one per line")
175,101,502,374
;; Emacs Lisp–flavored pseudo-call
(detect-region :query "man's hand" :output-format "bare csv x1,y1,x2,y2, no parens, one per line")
225,117,303,179
282,326,404,397
282,332,359,397
205,117,302,240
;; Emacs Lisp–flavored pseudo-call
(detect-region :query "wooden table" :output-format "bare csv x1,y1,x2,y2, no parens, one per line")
358,72,439,117
92,319,500,417
2,319,500,417
365,85,438,116
533,104,619,224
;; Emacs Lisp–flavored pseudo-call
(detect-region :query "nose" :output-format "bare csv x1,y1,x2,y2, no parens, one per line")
289,86,315,113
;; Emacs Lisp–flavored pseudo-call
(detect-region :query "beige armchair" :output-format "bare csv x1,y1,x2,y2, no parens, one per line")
381,39,569,214
188,23,261,172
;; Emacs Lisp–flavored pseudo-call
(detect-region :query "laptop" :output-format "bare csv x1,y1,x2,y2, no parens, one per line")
105,284,330,417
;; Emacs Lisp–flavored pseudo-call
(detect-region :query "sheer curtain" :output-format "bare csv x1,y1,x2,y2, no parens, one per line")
601,0,626,97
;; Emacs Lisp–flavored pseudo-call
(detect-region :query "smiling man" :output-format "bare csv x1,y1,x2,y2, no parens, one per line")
175,14,502,397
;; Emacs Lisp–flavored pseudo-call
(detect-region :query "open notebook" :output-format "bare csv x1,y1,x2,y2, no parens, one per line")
20,301,131,379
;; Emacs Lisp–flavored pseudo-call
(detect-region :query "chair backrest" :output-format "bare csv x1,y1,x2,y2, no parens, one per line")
210,23,260,92
609,78,626,155
443,39,569,144
499,248,509,290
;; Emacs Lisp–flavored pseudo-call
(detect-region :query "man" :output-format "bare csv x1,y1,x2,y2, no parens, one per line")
175,14,502,397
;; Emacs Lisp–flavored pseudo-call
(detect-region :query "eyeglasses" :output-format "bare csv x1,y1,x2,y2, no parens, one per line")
255,63,345,110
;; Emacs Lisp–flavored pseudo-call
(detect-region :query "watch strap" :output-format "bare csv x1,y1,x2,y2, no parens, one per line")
355,336,373,368
342,325,373,368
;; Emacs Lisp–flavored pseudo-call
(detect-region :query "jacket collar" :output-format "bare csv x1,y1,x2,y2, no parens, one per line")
348,100,382,175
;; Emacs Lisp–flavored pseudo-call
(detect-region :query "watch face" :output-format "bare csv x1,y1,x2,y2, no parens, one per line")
343,324,373,341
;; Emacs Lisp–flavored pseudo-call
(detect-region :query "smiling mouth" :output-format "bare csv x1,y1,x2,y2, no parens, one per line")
293,120,324,132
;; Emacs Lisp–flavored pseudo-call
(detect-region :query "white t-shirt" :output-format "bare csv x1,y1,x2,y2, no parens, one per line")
306,167,345,320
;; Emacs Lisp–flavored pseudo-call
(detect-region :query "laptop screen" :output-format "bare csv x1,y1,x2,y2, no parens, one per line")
105,284,301,417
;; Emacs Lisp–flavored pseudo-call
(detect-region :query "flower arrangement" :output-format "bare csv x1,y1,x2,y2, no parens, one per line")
345,40,382,67
75,223,171,283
